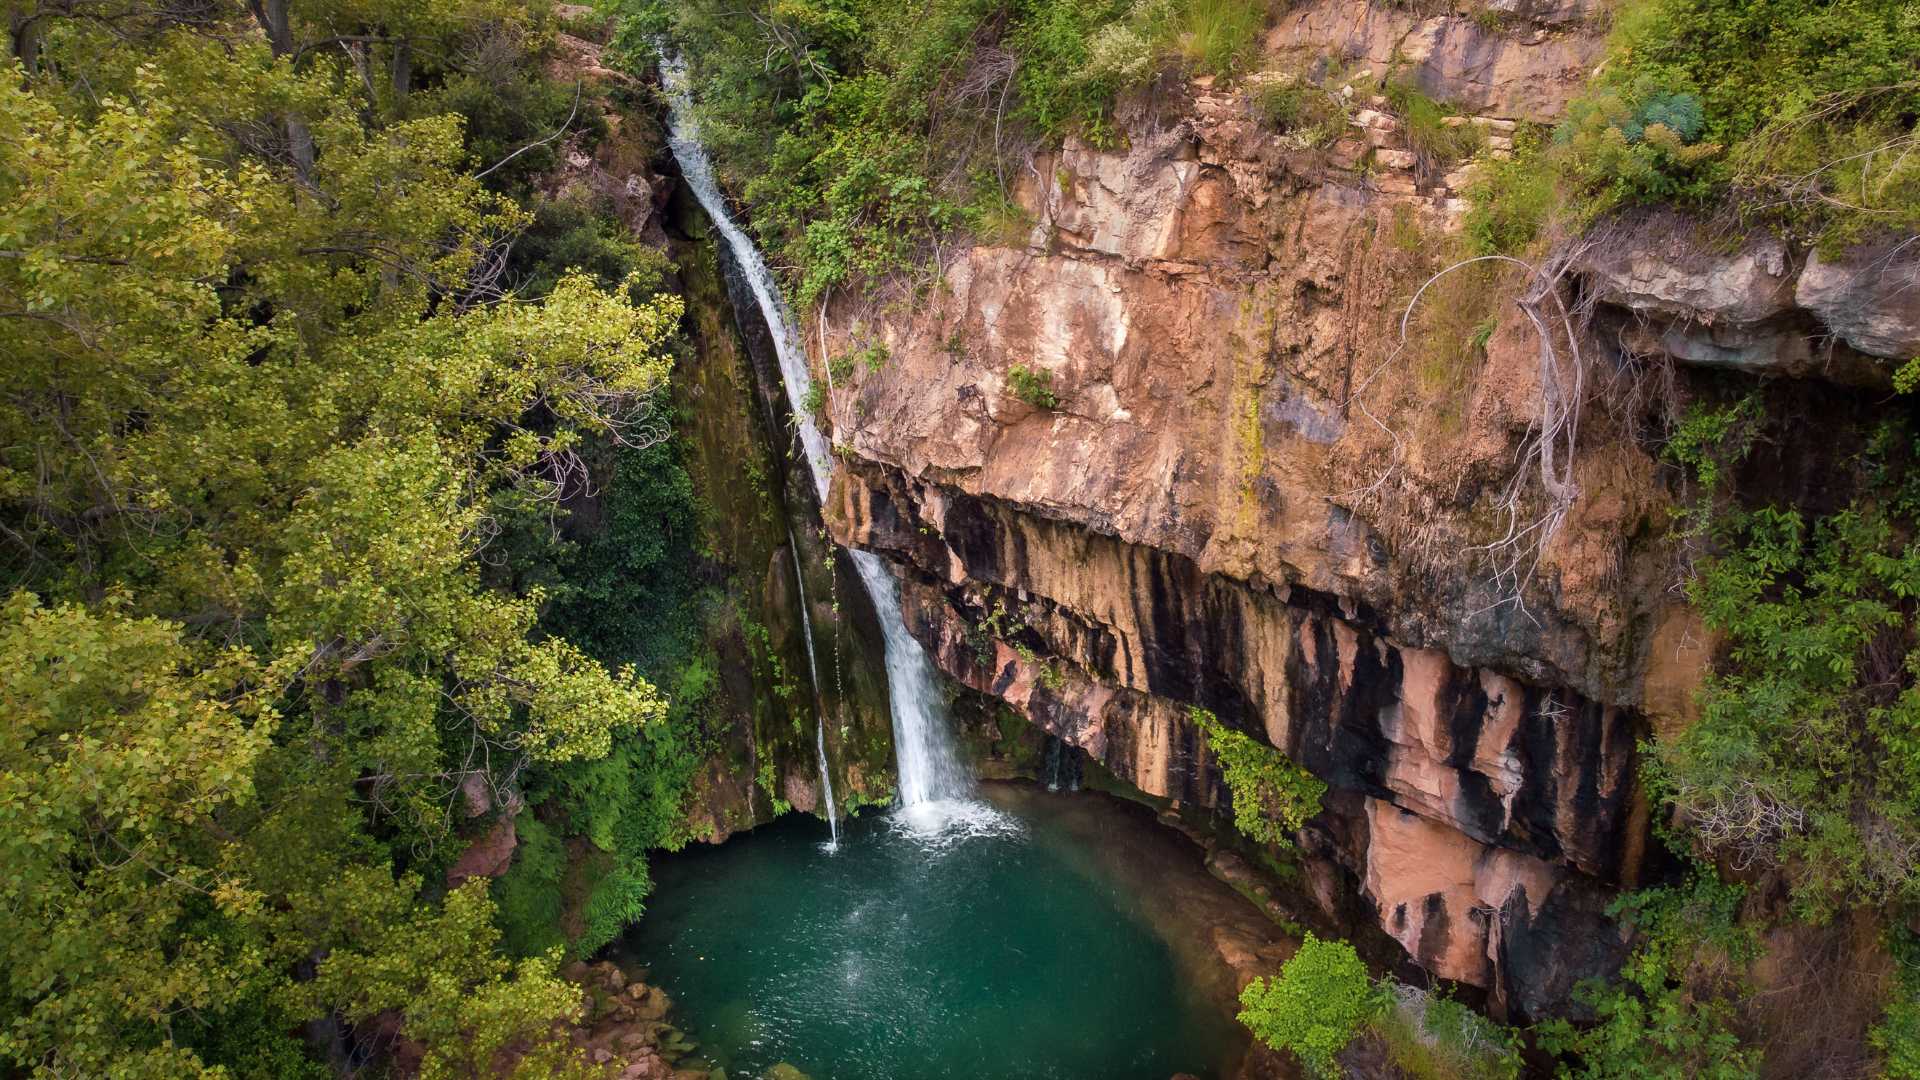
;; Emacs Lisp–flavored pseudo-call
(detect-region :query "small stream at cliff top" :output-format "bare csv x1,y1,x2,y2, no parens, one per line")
661,51,991,839
611,785,1248,1079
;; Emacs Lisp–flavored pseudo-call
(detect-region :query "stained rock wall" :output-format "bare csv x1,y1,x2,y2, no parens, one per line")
790,0,1909,1015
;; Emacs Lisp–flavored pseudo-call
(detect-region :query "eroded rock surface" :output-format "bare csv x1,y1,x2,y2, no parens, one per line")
786,8,1887,1013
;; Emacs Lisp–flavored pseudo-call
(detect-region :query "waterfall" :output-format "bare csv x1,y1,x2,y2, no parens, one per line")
785,530,839,848
661,52,991,832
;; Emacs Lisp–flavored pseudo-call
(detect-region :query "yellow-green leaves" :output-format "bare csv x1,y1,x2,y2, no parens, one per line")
0,592,274,1075
0,13,683,1075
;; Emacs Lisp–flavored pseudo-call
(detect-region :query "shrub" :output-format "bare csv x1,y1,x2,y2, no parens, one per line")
493,816,569,958
1545,0,1920,238
1461,125,1554,255
1384,80,1484,170
1875,929,1920,1079
1250,77,1349,148
1553,79,1722,210
1537,878,1760,1079
1373,986,1523,1080
1165,0,1267,75
1654,399,1920,916
1239,934,1382,1078
1006,363,1061,409
1191,707,1326,846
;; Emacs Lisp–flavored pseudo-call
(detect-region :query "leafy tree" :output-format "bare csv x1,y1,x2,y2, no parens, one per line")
0,8,685,1073
1654,401,1920,915
1239,933,1382,1078
1538,879,1760,1079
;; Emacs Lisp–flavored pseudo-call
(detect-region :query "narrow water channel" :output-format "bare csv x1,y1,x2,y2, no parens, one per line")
612,785,1261,1079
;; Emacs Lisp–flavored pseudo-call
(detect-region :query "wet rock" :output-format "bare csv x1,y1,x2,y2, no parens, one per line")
762,1065,811,1080
782,768,821,814
633,986,672,1021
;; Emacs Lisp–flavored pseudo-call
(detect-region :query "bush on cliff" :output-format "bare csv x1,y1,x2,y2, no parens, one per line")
1240,934,1382,1077
1470,0,1920,248
1191,707,1326,847
1656,398,1920,916
1538,878,1759,1080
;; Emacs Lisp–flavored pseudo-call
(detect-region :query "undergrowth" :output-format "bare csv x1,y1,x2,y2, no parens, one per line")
613,0,1276,300
1465,0,1920,251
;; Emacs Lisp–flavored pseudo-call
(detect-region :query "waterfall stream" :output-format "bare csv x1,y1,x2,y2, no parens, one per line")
662,52,996,837
784,529,839,848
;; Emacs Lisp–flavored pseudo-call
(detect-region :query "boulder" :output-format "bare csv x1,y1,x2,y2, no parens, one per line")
444,816,517,888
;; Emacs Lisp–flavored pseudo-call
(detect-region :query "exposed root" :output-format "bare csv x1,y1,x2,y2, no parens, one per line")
1338,239,1600,625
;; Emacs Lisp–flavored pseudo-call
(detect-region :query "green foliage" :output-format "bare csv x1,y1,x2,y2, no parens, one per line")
1875,928,1920,1078
540,435,707,673
1553,79,1722,208
1007,363,1062,409
1373,988,1524,1080
177,997,331,1080
857,341,890,371
1538,878,1759,1079
0,8,692,1074
1384,80,1484,169
624,0,1272,299
1191,707,1326,846
1250,77,1350,148
1546,0,1920,238
1654,400,1920,915
508,193,676,300
494,816,570,959
1456,0,1920,244
290,878,600,1080
1462,126,1555,255
1239,933,1382,1078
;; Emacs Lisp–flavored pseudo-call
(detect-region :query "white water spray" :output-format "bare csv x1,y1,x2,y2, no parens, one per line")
662,53,1003,839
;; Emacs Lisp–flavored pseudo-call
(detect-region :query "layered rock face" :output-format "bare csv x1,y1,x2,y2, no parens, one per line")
798,0,1910,1015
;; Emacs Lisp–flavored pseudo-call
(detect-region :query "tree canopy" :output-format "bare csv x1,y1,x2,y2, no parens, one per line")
0,4,681,1074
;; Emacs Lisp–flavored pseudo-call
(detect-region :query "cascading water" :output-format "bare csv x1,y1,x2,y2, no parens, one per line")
662,52,998,837
785,531,839,849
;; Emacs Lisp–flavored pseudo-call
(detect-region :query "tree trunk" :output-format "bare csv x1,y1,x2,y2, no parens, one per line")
248,0,294,57
8,10,44,76
245,0,315,181
389,39,411,115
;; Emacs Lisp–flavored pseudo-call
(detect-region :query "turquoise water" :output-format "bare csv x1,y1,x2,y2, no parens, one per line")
614,788,1242,1079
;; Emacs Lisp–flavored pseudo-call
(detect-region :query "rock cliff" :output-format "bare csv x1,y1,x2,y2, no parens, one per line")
789,0,1916,1014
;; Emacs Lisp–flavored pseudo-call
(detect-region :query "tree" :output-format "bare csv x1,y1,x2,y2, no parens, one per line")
0,11,681,1072
1238,933,1382,1078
